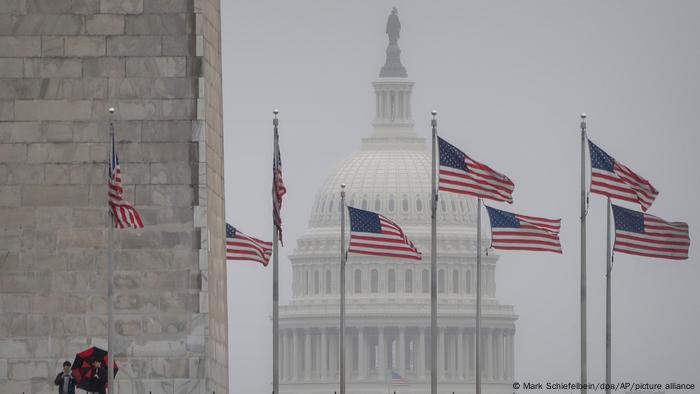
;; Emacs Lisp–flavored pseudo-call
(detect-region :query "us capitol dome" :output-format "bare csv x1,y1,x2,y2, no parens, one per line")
279,8,517,394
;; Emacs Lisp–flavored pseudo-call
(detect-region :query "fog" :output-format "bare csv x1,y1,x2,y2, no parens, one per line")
221,1,700,392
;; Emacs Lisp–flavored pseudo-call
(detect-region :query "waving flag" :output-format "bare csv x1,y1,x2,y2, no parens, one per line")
588,140,658,211
391,371,408,386
485,206,562,253
438,136,514,203
226,223,272,266
108,134,143,229
612,205,689,260
273,143,287,244
347,207,421,260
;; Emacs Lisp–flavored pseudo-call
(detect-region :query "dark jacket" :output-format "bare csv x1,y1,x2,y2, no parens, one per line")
86,366,107,394
54,372,76,394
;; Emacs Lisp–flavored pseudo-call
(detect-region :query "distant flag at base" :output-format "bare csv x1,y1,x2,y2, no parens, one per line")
347,207,421,260
438,136,515,203
391,371,408,386
108,133,143,229
588,140,658,211
485,206,562,253
611,205,689,260
226,223,272,266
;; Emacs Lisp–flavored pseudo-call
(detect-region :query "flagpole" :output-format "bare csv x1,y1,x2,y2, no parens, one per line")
605,197,612,394
340,184,347,394
107,107,115,394
272,109,280,394
430,110,438,394
476,197,482,394
579,113,588,394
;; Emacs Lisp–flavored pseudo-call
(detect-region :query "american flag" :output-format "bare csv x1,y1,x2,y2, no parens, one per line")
225,223,272,266
273,138,287,244
438,136,514,203
391,371,408,386
347,207,421,260
485,206,562,253
108,133,143,229
612,204,689,260
588,140,658,211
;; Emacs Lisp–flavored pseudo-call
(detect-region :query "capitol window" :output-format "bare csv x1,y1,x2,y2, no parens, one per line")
441,199,447,212
314,270,319,295
328,198,334,213
354,269,362,294
388,269,396,293
388,194,395,211
320,198,326,213
371,269,379,293
405,270,413,293
438,269,445,293
452,269,459,293
466,270,472,294
422,269,429,293
374,195,381,211
325,270,332,294
402,194,409,212
304,270,309,295
416,196,422,212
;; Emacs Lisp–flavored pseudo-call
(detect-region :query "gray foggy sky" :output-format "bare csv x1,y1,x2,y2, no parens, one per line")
221,1,700,392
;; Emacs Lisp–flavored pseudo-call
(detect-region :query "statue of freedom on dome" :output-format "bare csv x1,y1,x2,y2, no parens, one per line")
387,7,401,44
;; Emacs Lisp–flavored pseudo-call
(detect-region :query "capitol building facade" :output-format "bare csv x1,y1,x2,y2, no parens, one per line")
279,10,517,394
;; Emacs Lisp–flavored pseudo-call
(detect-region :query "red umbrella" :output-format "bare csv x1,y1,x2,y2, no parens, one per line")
71,346,118,391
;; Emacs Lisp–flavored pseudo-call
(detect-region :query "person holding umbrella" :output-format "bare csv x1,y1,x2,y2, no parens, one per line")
86,359,107,394
54,361,76,394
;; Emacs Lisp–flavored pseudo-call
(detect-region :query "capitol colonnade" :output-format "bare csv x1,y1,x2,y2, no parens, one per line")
277,326,515,383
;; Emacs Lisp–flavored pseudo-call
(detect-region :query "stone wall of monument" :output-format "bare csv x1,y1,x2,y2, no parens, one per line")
0,0,227,393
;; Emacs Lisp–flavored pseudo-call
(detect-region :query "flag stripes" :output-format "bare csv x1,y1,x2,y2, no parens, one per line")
273,139,287,244
108,133,143,229
485,206,562,253
438,137,514,203
347,207,421,260
226,223,272,266
612,205,689,260
588,140,658,211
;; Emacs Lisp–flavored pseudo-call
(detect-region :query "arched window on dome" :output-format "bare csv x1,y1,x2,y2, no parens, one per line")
405,270,413,293
371,269,378,293
421,269,429,293
451,200,457,213
460,200,466,213
326,270,332,294
361,195,368,210
328,198,334,213
438,269,445,293
304,270,309,296
354,269,362,294
466,270,472,294
452,269,459,294
388,269,396,293
402,194,409,212
375,195,381,211
416,195,423,212
388,194,395,212
314,270,319,295
441,199,447,213
320,198,326,213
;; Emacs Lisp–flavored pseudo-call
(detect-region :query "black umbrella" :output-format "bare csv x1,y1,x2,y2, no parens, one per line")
71,346,118,391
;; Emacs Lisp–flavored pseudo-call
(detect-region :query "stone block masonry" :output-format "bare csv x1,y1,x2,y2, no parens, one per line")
0,0,228,393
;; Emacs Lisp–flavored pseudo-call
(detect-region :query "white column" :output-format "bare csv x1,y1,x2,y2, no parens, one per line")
469,329,475,378
315,332,321,378
418,327,425,379
287,330,293,381
484,329,491,381
438,328,445,378
378,327,385,379
321,329,328,380
279,330,285,383
304,330,311,380
496,329,503,381
398,327,406,376
358,327,366,379
509,329,515,380
292,330,300,381
457,329,464,379
329,332,337,379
